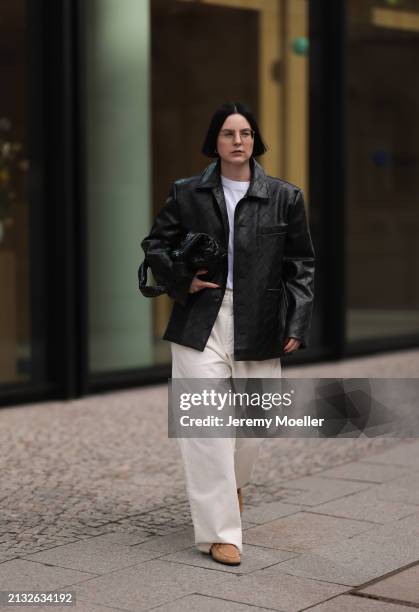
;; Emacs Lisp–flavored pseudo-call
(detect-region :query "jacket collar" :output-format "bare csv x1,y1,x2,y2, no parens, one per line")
196,156,269,200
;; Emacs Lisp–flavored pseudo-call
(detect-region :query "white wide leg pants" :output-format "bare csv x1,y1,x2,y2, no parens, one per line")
171,287,282,554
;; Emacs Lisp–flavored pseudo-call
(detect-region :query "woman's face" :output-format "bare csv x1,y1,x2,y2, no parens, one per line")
216,113,254,165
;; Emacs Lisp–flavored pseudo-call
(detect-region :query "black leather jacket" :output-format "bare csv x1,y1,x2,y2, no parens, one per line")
140,156,315,360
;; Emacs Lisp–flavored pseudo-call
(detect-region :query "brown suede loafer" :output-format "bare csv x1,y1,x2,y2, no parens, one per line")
210,543,241,565
237,488,243,514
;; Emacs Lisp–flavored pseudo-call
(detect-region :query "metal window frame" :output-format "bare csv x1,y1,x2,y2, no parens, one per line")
0,0,85,407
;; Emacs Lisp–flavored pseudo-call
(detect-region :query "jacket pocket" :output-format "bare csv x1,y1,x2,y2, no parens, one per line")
259,223,288,235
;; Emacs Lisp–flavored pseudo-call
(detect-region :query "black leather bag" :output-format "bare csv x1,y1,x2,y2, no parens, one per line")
138,231,227,298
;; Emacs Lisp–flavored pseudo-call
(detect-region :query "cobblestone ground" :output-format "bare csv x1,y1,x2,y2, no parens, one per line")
0,348,417,563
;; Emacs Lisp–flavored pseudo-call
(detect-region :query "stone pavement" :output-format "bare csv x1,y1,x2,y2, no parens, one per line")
0,348,418,611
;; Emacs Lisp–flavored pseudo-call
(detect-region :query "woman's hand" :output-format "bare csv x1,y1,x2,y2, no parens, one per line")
283,337,302,354
189,269,220,294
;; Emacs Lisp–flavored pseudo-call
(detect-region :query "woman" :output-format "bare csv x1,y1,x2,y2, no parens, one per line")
141,102,315,566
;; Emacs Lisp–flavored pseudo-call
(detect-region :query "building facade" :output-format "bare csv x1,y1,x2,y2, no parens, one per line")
1,0,418,406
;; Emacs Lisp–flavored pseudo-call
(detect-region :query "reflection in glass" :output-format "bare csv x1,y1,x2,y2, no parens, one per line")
346,1,419,341
0,1,31,383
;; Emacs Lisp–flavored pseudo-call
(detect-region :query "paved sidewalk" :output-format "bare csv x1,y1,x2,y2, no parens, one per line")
0,349,418,611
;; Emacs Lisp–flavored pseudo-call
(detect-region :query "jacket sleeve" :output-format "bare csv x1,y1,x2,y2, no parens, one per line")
140,182,195,306
282,189,316,349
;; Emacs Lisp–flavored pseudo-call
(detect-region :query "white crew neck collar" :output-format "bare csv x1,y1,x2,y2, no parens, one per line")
221,174,250,189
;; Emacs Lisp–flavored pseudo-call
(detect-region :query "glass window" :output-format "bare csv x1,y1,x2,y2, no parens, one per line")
346,0,419,341
0,1,34,384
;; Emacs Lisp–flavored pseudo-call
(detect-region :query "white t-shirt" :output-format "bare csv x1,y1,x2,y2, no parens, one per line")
221,174,250,289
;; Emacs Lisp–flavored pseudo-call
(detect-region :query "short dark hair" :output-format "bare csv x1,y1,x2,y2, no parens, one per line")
201,101,269,158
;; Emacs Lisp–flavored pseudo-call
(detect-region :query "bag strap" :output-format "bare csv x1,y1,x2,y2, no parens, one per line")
138,260,167,298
